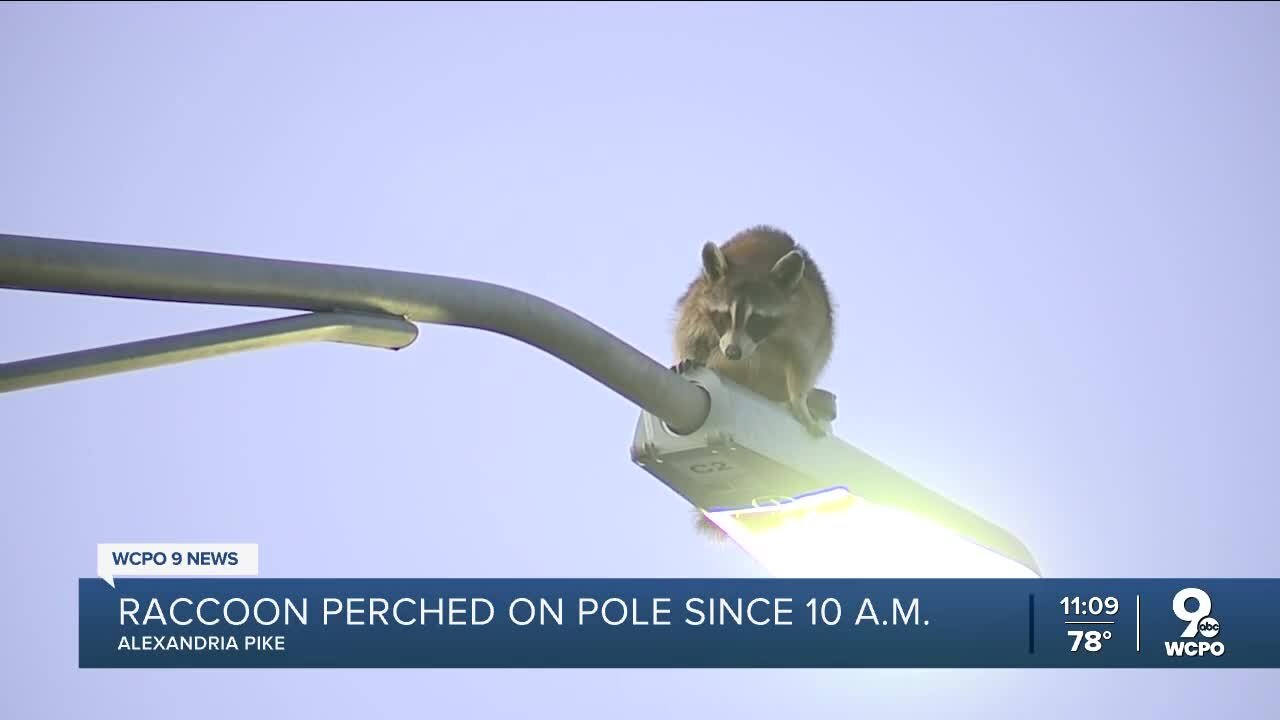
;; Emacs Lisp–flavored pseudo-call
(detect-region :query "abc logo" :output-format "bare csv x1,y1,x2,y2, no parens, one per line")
1198,618,1220,639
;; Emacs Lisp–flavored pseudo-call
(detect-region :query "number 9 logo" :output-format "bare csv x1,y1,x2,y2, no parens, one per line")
1172,587,1212,638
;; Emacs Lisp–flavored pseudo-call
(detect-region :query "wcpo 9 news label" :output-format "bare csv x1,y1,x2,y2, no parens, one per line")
80,544,1278,669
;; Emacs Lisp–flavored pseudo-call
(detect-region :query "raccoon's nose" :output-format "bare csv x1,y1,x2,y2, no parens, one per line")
724,344,742,360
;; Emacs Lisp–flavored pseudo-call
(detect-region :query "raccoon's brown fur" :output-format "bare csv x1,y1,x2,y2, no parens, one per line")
672,225,836,435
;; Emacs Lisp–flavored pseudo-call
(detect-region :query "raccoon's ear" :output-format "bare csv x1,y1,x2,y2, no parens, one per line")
702,242,728,281
770,249,806,293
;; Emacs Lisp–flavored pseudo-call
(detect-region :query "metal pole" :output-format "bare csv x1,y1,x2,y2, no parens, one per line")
0,233,711,434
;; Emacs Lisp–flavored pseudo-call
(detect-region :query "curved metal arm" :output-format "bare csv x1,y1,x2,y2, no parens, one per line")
0,233,711,434
0,311,418,394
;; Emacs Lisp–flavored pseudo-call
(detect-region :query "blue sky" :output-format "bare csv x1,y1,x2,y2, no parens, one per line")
2,3,1278,717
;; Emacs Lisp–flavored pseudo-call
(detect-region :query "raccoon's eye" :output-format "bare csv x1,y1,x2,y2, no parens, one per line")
745,314,780,341
709,310,731,333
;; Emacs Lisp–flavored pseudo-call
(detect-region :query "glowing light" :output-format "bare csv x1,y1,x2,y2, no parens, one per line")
703,488,1040,579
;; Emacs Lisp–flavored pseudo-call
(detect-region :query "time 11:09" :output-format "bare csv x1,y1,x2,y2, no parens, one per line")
1060,596,1119,616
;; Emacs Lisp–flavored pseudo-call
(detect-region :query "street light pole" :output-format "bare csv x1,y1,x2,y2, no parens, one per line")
0,232,711,435
0,231,1041,578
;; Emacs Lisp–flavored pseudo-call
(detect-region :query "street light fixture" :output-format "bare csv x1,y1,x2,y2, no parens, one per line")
0,232,1039,578
631,369,1040,578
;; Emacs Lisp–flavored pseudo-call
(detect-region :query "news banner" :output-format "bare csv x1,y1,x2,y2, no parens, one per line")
81,545,1279,668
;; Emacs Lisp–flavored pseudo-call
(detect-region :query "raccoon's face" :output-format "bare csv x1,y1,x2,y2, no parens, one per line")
699,241,806,362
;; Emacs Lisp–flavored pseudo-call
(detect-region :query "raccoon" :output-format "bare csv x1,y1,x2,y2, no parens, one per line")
672,225,836,436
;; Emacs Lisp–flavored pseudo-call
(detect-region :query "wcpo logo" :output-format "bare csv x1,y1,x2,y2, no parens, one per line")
1165,588,1225,658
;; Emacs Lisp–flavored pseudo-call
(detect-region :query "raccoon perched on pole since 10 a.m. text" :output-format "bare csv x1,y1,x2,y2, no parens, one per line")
672,225,837,436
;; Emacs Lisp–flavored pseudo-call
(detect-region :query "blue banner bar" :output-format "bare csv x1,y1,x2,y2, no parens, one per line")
79,579,1279,668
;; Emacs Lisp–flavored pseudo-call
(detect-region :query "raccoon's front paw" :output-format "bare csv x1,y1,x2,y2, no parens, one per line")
672,358,705,375
789,397,830,438
799,415,830,438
